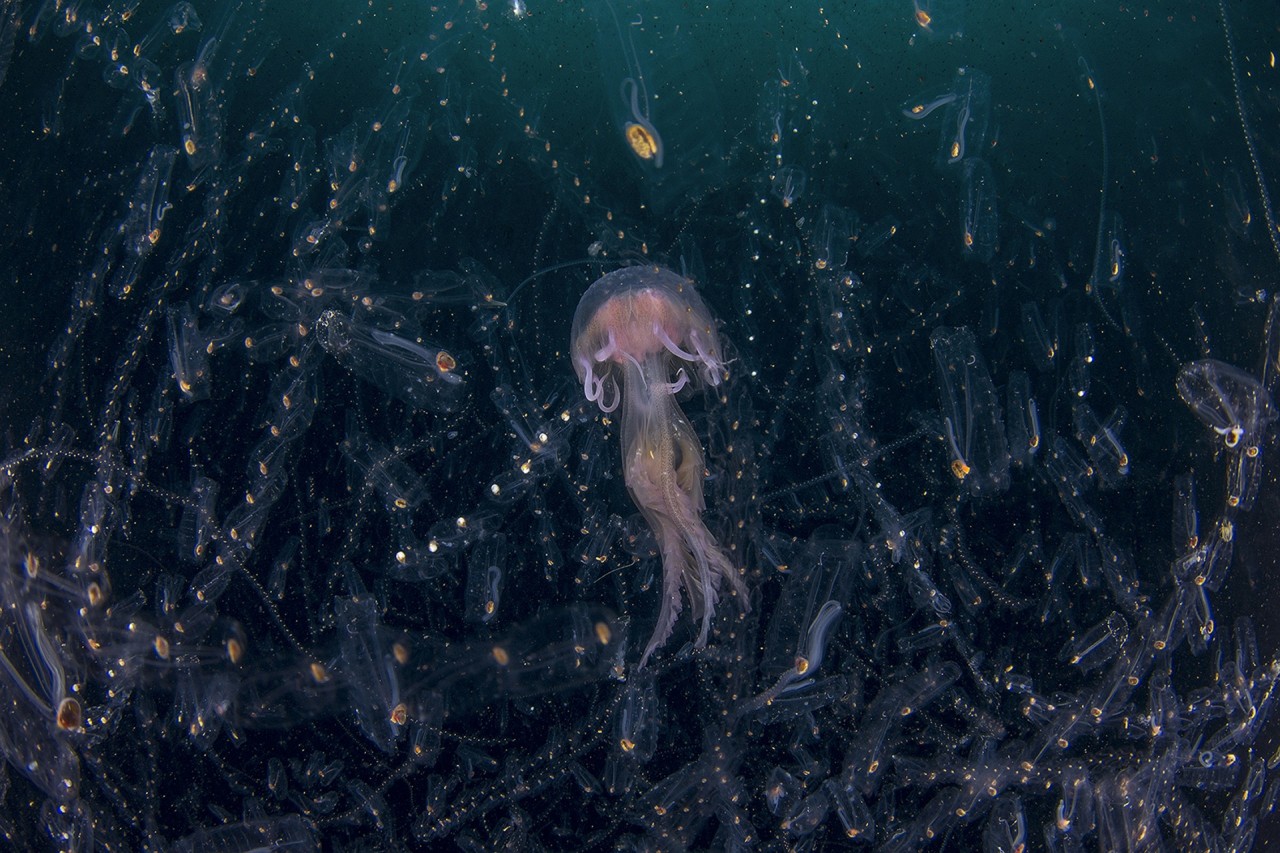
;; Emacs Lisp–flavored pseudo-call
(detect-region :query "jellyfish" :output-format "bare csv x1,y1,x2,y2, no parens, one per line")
571,266,748,667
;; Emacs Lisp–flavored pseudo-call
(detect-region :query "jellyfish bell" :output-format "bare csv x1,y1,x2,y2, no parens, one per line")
571,265,726,408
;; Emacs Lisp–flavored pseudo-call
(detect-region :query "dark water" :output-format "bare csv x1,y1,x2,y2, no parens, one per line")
1,0,1279,849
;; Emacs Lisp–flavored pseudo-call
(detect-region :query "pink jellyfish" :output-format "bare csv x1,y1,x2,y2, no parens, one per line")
571,266,748,667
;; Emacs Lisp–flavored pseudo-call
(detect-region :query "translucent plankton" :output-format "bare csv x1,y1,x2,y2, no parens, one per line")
571,266,747,667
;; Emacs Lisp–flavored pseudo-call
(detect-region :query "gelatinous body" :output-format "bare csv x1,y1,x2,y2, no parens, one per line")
589,0,725,210
595,0,664,168
571,266,746,666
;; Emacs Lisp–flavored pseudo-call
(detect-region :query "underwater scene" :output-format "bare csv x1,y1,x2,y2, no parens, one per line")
1,0,1280,849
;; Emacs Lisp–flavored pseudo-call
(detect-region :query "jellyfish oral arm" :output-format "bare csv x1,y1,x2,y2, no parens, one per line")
622,356,745,668
579,358,620,413
664,368,689,396
594,328,649,389
654,323,723,387
654,321,698,362
689,330,725,386
594,329,621,363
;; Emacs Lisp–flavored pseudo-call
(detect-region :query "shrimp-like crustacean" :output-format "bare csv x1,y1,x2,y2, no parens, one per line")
570,266,748,667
